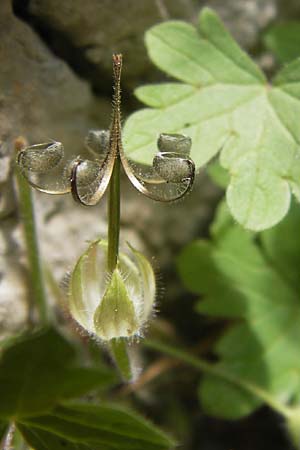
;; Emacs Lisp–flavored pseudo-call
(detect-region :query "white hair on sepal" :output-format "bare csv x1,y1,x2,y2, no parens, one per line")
60,269,72,293
148,253,163,316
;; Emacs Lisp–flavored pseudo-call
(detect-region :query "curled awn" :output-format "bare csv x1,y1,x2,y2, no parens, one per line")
16,131,195,205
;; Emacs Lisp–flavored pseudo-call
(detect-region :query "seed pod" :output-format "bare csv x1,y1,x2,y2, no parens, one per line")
120,132,195,201
153,152,193,183
157,133,192,156
17,141,64,173
69,240,156,340
70,157,114,206
16,141,71,194
85,129,110,156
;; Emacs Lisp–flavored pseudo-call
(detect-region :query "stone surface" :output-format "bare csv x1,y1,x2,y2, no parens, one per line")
0,218,29,340
26,0,280,106
28,0,197,92
0,0,110,336
204,0,277,48
0,1,110,149
0,0,111,213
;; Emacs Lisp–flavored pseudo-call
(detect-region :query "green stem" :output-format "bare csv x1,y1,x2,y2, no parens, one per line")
106,152,132,381
144,339,292,418
107,154,120,273
110,338,132,381
105,54,132,381
15,145,48,325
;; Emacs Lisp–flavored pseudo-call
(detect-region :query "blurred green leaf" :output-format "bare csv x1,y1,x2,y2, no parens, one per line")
0,328,115,419
124,8,300,231
18,403,174,450
206,161,230,189
261,202,300,292
12,426,28,450
177,202,300,419
264,22,300,63
209,200,236,238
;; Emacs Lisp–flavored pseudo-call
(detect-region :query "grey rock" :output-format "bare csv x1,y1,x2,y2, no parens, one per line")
0,0,110,200
28,0,197,91
0,0,110,335
0,218,29,341
0,1,110,146
203,0,278,48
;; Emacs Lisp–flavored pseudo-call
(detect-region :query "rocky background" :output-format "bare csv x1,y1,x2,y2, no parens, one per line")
0,0,296,449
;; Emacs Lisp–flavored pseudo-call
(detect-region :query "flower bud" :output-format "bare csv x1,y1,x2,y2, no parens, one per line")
69,240,155,340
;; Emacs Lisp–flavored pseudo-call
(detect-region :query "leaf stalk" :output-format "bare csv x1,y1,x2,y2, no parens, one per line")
144,339,292,418
15,137,49,325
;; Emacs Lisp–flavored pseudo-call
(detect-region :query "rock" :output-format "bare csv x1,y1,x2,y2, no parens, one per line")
0,0,110,335
0,0,110,147
0,0,110,216
204,0,277,48
0,218,29,341
27,0,197,92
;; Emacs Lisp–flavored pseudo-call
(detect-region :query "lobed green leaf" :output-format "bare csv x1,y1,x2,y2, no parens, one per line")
124,8,300,230
177,202,300,419
264,22,300,63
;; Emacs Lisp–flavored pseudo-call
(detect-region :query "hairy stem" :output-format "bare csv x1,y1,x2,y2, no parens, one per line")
15,138,48,325
110,338,132,381
106,54,132,381
107,154,120,273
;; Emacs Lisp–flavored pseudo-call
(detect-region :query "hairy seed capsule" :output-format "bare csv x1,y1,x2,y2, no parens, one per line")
75,160,101,187
157,133,192,156
69,240,156,340
17,141,64,173
153,152,192,183
85,129,110,156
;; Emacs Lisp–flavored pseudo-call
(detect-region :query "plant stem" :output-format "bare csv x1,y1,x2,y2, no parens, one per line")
144,339,292,418
107,154,120,273
110,338,132,381
15,138,48,325
107,154,132,381
106,54,132,381
107,53,122,273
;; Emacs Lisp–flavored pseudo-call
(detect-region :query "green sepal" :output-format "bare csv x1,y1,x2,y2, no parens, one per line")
94,269,139,340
